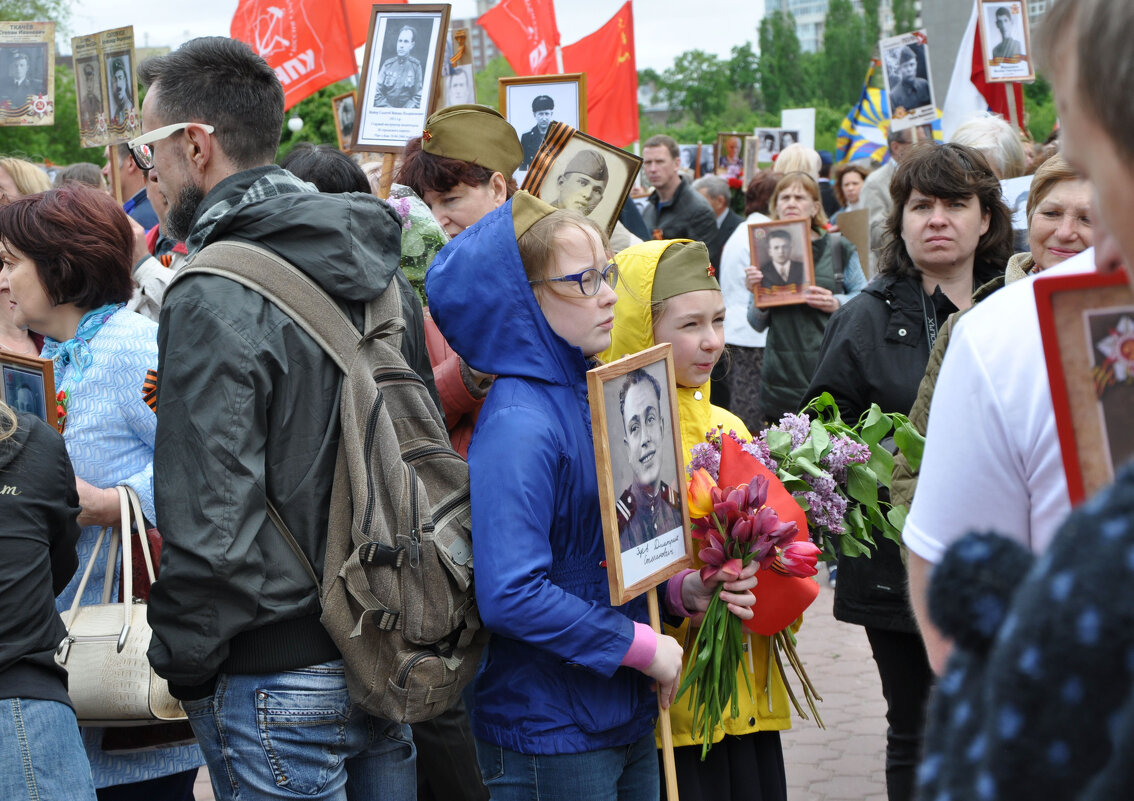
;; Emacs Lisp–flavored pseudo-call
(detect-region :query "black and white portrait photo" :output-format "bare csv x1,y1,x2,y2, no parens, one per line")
880,31,937,131
0,22,53,127
980,0,1035,82
0,44,45,109
106,53,134,127
501,74,585,179
332,91,355,151
2,364,47,421
756,128,779,163
76,57,102,133
524,123,641,239
749,217,816,308
443,64,474,106
356,6,448,153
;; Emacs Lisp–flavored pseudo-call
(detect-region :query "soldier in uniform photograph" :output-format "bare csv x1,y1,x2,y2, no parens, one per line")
373,25,423,109
550,149,608,216
79,61,103,130
1,49,43,108
519,94,555,170
615,369,682,551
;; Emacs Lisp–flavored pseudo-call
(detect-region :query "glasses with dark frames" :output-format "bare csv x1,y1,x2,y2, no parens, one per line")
529,261,619,296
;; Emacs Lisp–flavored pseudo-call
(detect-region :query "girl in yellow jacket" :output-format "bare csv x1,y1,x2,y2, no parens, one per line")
600,239,791,801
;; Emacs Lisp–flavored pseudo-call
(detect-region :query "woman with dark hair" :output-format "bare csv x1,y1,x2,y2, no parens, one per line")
280,143,372,194
804,142,1012,801
831,162,871,223
0,184,202,800
0,401,94,801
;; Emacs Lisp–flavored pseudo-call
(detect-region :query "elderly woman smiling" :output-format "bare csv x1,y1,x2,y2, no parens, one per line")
1013,153,1093,275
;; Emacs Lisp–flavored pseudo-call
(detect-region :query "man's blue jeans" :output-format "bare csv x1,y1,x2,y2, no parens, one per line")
0,697,97,801
182,660,416,801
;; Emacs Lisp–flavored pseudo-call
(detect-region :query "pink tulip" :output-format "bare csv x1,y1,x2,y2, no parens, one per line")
774,541,821,577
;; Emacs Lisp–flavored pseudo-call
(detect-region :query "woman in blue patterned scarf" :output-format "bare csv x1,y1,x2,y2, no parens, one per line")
0,184,203,800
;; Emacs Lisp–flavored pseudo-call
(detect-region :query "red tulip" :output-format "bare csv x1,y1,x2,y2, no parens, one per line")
774,541,821,577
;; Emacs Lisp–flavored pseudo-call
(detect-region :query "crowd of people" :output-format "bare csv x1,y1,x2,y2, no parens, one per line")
2,1,1134,799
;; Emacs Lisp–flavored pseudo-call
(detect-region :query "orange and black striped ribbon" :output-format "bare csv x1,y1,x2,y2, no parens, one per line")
142,369,158,413
521,120,575,193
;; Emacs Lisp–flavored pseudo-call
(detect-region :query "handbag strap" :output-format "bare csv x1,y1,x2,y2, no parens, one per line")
61,486,152,653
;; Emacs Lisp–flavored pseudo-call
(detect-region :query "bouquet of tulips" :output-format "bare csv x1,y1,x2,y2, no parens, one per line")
677,436,824,758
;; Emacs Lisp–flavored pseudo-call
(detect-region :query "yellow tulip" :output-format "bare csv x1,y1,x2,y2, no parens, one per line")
687,468,718,520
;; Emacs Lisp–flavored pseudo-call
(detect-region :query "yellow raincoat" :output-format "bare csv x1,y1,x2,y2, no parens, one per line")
599,239,792,749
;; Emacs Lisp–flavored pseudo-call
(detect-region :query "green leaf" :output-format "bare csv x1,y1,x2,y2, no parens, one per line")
846,462,879,507
893,418,925,472
792,456,826,479
765,429,793,459
887,504,908,532
858,404,891,446
867,443,894,488
809,419,830,456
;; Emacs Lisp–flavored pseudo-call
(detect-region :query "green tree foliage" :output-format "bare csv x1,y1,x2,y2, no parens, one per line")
277,80,354,160
474,56,514,109
862,0,882,47
891,0,918,33
658,50,732,122
758,11,806,115
727,42,759,109
819,0,871,108
0,0,67,26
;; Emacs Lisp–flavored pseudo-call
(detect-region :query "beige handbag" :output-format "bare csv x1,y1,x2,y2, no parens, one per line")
55,485,185,726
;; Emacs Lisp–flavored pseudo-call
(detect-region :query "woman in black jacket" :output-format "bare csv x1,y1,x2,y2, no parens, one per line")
804,143,1013,801
0,402,94,800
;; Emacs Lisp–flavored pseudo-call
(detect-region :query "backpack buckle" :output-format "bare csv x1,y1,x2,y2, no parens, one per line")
359,542,405,568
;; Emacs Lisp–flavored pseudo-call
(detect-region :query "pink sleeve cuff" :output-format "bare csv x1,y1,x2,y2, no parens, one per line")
666,569,698,618
620,622,658,672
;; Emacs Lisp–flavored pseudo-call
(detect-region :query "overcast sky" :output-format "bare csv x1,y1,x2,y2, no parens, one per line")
67,0,765,72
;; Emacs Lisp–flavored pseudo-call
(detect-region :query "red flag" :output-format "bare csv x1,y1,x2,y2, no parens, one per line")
970,17,1025,131
231,0,358,110
344,0,407,50
478,0,560,75
562,2,638,147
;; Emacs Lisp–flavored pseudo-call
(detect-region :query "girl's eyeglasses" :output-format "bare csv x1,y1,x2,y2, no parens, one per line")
529,261,619,296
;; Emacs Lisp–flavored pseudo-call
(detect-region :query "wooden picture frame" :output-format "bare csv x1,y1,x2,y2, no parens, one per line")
331,90,356,152
879,29,936,132
742,136,759,185
978,0,1035,83
521,120,642,240
1036,269,1134,504
500,72,586,179
354,3,451,153
749,217,816,308
0,352,57,430
715,132,746,180
588,344,694,606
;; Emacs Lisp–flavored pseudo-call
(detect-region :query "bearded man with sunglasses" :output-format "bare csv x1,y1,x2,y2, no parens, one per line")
137,37,435,801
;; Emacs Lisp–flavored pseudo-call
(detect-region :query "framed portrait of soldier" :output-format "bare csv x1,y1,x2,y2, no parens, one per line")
0,22,54,126
331,91,356,152
0,352,56,429
355,4,450,153
749,217,816,308
880,30,936,132
500,73,586,181
71,25,139,147
715,132,746,180
978,0,1034,82
1036,269,1134,505
521,120,642,239
587,343,693,605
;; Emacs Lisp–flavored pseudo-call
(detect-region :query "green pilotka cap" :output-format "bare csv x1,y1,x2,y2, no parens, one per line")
421,104,524,177
651,240,721,302
511,191,558,240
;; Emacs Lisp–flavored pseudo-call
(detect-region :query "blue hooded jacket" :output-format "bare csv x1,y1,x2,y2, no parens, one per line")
426,197,656,755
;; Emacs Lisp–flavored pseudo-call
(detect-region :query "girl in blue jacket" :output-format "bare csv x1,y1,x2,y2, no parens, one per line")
427,193,754,800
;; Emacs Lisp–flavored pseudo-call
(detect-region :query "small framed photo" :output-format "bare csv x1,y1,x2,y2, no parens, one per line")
331,91,356,152
697,143,715,179
440,26,475,107
978,0,1034,83
779,129,800,150
0,22,54,127
755,128,779,163
715,132,746,180
677,143,698,174
520,120,642,239
587,343,693,605
1036,270,1134,504
742,136,759,185
500,73,586,178
880,30,936,131
748,217,816,308
355,4,451,153
0,352,56,429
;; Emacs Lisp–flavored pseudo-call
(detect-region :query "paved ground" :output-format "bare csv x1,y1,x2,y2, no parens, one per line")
194,581,889,801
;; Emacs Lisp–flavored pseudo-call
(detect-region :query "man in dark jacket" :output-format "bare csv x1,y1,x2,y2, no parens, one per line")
640,134,717,244
141,37,428,799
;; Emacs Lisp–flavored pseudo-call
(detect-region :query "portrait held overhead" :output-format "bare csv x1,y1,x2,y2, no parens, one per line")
0,23,54,126
881,33,936,129
979,0,1036,81
500,73,586,177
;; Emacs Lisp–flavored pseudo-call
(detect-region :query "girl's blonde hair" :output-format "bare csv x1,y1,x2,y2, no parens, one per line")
517,208,611,285
770,171,828,233
0,402,17,443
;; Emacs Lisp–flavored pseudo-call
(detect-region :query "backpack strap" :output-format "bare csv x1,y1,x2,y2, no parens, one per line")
173,240,405,374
